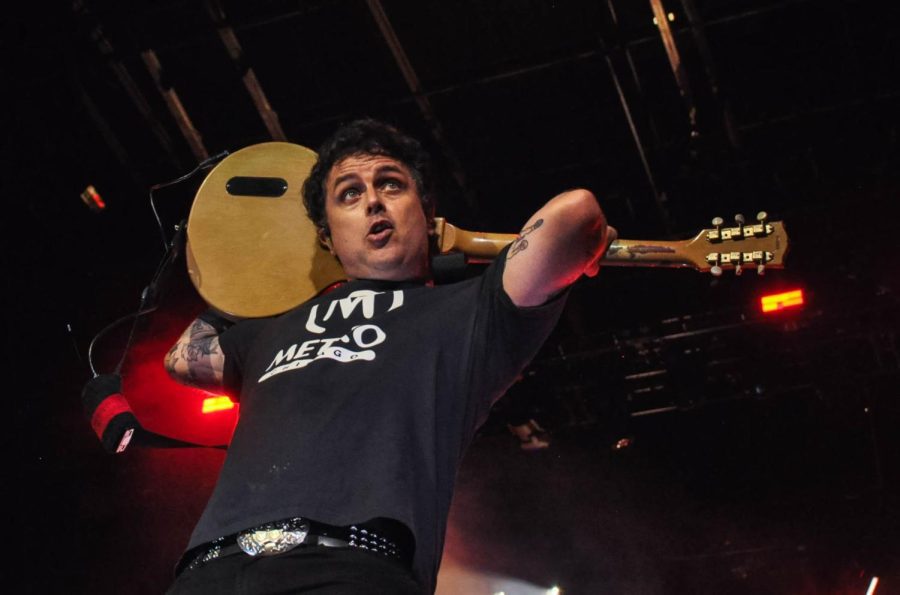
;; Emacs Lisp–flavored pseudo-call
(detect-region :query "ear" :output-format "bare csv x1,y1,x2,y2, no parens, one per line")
317,227,335,254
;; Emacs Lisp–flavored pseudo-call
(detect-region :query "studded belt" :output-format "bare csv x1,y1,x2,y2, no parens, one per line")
177,517,412,575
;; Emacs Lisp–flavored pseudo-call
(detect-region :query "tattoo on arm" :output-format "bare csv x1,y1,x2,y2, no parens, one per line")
165,318,224,389
164,342,180,376
186,320,217,361
508,218,543,259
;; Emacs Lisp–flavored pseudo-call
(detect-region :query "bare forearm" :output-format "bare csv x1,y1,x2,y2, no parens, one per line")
164,318,225,389
503,189,610,307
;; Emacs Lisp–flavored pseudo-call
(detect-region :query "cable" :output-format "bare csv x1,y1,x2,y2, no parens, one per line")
86,218,185,376
87,306,158,377
87,150,228,376
82,152,233,452
149,150,229,250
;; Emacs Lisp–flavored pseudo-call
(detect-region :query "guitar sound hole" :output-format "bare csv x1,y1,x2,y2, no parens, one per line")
226,177,288,198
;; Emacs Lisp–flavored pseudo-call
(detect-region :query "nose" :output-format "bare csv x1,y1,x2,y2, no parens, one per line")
365,186,385,215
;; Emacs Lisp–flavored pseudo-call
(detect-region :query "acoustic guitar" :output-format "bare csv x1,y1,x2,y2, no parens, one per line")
187,142,789,318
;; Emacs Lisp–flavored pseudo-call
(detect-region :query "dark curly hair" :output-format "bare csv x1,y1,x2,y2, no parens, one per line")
302,118,436,236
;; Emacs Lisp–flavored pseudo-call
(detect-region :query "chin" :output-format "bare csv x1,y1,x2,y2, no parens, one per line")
369,256,428,281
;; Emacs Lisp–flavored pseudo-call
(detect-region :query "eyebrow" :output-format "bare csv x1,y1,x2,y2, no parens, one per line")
330,164,409,191
330,173,358,190
374,164,407,176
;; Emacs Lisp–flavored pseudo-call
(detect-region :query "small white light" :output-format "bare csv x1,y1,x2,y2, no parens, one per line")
653,14,676,25
866,576,879,595
547,587,562,595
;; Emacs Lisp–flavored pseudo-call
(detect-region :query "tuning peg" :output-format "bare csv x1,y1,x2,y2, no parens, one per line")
735,264,743,276
734,213,748,238
757,263,766,276
710,265,723,277
756,211,768,224
707,217,725,242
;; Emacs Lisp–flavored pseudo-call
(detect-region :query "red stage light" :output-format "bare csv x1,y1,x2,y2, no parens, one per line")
202,396,236,414
760,289,804,313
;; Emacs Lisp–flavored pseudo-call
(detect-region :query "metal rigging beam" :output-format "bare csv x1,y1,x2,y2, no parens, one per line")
679,0,742,150
75,79,146,189
364,0,475,211
649,0,698,135
75,3,183,169
141,48,209,162
601,0,668,226
205,0,287,141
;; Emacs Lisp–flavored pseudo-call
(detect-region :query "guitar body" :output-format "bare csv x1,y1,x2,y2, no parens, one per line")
187,142,345,318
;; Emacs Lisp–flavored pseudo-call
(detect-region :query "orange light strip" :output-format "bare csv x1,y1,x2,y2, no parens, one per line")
202,396,236,413
760,289,804,313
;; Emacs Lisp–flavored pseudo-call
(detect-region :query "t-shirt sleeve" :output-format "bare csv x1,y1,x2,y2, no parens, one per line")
464,244,569,428
218,317,270,400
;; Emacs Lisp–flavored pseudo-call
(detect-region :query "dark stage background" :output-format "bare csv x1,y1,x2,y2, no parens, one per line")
6,1,899,593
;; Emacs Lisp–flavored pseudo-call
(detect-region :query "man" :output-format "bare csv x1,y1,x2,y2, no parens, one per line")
165,119,612,593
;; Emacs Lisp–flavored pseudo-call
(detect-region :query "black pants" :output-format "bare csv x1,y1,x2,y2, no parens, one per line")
167,545,423,594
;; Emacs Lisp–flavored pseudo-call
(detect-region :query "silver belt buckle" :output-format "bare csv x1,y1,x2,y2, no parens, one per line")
236,518,310,556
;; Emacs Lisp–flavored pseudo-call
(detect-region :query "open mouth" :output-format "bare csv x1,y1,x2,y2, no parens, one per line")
367,219,394,244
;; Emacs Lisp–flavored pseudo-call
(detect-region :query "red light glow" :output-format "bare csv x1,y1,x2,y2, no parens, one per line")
760,289,804,313
202,396,236,414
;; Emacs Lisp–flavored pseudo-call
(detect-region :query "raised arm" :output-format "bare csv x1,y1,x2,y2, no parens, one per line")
164,316,227,390
502,189,613,307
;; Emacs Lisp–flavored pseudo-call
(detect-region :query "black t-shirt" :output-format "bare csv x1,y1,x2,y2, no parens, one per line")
186,248,566,590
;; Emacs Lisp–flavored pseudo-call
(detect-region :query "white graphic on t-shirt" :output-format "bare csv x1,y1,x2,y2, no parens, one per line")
305,289,404,334
258,324,387,383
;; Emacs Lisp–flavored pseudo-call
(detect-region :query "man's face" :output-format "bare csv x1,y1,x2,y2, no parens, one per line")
322,153,431,281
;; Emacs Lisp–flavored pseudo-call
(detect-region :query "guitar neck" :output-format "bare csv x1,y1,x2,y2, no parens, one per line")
434,218,697,269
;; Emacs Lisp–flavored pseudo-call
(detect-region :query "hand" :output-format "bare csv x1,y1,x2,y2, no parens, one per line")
584,225,618,278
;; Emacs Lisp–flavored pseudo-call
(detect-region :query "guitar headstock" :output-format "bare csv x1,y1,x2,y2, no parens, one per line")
685,212,789,276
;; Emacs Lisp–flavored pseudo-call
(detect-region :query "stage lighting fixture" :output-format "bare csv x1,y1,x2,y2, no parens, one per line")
760,289,804,313
202,395,236,414
80,184,106,212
